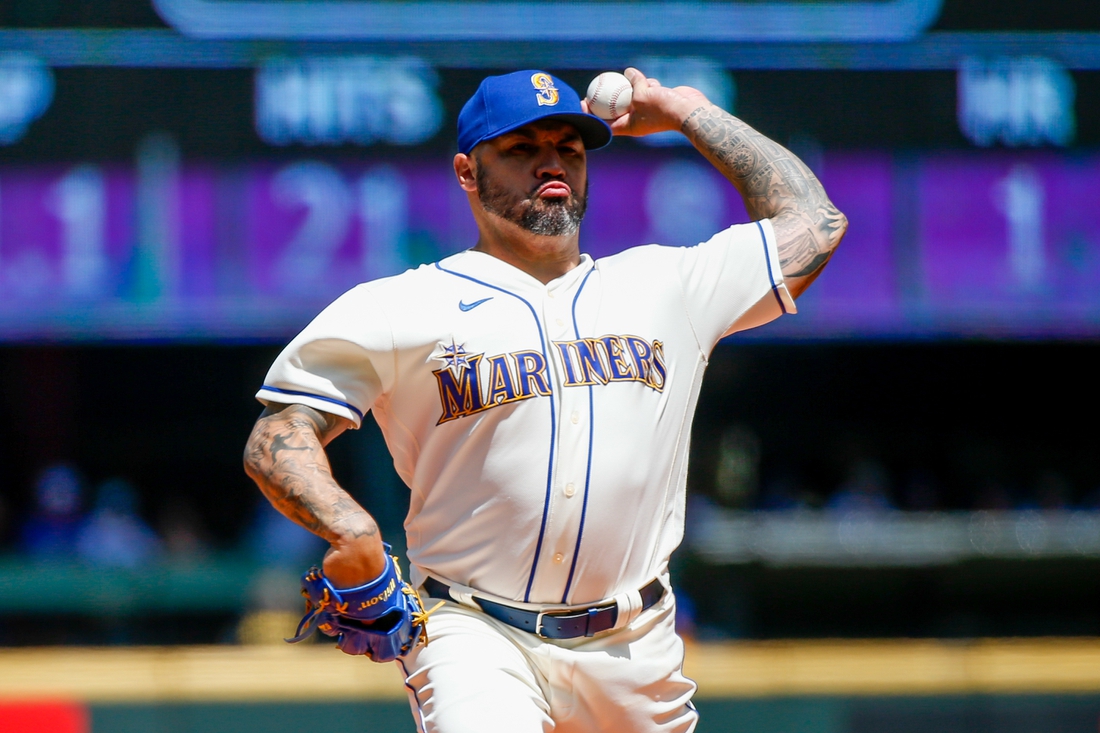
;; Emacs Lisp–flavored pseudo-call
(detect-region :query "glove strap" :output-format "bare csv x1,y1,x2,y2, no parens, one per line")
324,544,404,620
285,604,325,644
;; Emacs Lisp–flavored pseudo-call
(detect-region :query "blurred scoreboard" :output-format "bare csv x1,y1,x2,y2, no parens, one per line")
0,0,1098,341
3,149,1100,339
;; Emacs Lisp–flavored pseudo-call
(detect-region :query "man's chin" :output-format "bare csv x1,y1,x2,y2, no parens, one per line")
521,218,581,237
521,200,585,236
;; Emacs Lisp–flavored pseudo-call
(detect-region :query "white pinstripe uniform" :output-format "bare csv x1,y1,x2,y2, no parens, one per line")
258,220,794,732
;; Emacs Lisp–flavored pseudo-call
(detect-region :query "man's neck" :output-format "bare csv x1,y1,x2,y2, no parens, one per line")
472,219,581,284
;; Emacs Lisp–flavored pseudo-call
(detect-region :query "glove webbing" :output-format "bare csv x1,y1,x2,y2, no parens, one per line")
404,583,446,648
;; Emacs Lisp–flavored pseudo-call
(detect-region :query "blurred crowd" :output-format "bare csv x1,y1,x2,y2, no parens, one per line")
0,461,325,568
0,438,1096,646
2,428,1099,569
745,461,1098,514
689,424,1100,520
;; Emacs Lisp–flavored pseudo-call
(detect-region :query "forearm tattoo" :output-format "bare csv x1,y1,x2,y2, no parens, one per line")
243,404,378,544
682,105,847,281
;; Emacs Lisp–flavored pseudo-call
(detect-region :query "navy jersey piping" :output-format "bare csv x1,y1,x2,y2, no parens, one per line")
434,262,557,604
259,385,365,421
561,266,597,603
756,220,789,315
397,658,427,732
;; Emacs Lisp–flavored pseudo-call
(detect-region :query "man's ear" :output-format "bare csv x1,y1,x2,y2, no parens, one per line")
454,153,477,193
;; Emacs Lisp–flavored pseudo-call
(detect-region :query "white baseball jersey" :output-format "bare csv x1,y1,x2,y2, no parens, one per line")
257,219,794,606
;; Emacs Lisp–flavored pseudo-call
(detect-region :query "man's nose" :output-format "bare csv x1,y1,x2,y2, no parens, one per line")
535,146,566,178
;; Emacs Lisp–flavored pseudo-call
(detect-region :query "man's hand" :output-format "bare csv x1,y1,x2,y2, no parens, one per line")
582,67,708,138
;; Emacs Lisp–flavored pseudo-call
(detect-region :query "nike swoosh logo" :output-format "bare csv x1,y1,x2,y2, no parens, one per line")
459,297,493,312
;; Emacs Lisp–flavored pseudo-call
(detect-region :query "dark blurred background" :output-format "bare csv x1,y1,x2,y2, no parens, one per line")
0,0,1098,651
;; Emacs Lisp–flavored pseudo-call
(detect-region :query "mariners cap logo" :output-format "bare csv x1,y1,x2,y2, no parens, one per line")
456,70,611,154
531,73,559,107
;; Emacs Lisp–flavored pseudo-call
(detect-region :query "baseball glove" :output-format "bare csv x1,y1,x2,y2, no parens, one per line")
285,544,440,661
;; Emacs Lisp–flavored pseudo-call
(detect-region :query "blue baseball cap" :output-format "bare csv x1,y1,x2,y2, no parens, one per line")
457,70,613,155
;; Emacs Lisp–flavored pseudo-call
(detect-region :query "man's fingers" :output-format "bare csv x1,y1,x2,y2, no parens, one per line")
624,66,650,96
606,115,635,135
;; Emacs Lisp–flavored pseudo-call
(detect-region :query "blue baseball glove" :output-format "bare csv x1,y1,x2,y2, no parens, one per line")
286,544,439,661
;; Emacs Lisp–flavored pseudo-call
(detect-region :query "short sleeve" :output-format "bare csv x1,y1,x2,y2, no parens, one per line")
255,285,395,428
677,218,796,350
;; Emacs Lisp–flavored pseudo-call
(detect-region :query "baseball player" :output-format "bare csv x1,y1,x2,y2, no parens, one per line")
244,68,846,732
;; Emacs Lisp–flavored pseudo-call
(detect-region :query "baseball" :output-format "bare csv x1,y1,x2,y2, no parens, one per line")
586,71,633,121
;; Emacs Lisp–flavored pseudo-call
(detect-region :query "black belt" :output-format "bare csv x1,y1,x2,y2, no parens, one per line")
422,576,665,640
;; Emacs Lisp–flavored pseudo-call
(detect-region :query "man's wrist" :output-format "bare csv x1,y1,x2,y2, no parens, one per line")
324,533,388,587
679,102,721,133
674,101,710,129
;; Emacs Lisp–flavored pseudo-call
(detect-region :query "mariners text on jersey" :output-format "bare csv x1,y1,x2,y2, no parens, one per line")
433,334,667,424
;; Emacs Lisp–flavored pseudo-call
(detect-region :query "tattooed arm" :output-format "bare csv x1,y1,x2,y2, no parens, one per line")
601,67,848,298
680,106,847,297
243,402,387,586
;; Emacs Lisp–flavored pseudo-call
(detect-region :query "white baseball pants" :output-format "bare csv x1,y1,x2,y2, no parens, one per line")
396,592,698,733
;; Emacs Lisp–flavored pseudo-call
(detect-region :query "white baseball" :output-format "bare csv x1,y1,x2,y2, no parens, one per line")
586,71,633,121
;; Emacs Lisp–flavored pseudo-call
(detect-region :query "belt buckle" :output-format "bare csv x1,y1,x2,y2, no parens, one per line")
534,610,550,639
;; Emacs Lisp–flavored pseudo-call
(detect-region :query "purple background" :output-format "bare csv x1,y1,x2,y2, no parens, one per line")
918,153,1100,336
0,150,1098,340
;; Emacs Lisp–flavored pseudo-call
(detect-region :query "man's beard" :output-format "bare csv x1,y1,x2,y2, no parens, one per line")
476,165,588,237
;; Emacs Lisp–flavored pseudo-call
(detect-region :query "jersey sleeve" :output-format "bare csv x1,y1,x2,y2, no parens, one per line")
676,218,796,350
255,285,395,428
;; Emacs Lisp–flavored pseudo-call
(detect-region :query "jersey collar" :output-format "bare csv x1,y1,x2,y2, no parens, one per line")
440,249,594,297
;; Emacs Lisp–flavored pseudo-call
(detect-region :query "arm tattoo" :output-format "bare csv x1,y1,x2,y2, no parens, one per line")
682,105,847,288
243,403,378,544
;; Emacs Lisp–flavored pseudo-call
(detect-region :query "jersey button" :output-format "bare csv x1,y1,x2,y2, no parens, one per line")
553,553,565,564
564,482,576,497
570,411,580,424
555,318,565,328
